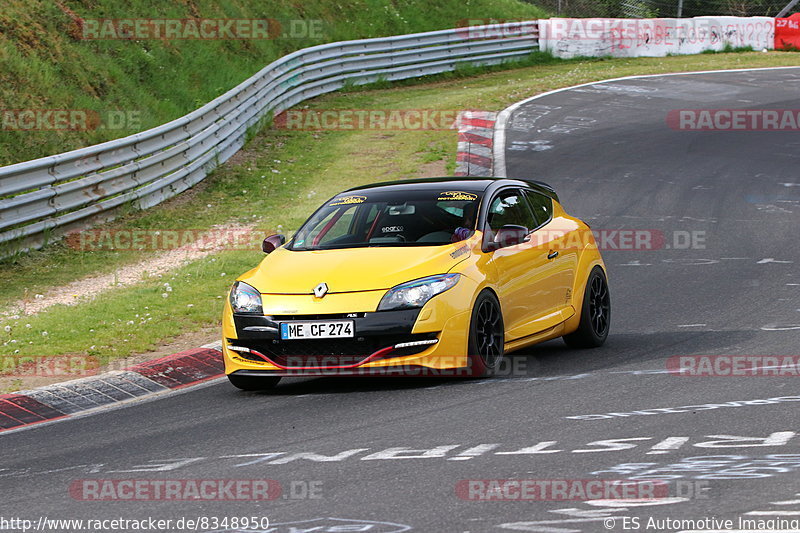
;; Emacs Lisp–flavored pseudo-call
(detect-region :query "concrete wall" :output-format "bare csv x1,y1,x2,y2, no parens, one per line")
539,17,775,58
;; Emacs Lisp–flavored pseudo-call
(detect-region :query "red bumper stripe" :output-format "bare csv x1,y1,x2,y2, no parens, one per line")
245,345,396,370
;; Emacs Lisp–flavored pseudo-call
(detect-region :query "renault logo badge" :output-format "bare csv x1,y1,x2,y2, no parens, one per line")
313,283,329,298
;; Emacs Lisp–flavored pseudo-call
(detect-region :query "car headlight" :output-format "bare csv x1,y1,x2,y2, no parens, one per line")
229,281,263,314
378,274,460,311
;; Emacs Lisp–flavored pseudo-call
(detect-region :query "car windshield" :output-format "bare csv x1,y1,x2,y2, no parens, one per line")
289,189,480,250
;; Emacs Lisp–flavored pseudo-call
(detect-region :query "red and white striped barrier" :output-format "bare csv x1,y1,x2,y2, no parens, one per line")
0,346,224,433
455,111,497,177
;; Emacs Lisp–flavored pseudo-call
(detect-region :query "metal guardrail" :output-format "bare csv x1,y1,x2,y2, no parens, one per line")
0,21,539,254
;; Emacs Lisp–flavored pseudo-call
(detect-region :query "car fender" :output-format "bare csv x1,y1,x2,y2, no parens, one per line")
563,238,606,334
447,240,500,310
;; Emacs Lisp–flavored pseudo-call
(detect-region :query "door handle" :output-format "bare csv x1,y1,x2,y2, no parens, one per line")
547,250,559,260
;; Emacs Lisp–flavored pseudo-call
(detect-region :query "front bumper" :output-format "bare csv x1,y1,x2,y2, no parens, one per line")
222,287,474,376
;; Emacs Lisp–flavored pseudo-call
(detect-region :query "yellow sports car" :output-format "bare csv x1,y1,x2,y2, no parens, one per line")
222,177,609,390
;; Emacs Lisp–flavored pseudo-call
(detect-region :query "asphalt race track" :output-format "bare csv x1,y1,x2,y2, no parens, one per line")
3,67,800,533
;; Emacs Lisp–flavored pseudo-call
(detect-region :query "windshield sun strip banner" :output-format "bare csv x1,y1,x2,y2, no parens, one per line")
438,191,478,201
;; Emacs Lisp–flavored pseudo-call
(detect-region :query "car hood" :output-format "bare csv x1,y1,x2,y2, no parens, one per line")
241,241,475,294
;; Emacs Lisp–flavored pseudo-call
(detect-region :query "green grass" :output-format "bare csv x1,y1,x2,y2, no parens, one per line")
2,50,800,363
700,44,758,54
0,0,546,166
1,252,252,364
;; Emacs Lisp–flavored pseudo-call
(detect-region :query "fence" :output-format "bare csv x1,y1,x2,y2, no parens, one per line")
0,21,539,255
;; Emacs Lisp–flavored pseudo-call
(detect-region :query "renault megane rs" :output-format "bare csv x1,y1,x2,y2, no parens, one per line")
222,177,609,390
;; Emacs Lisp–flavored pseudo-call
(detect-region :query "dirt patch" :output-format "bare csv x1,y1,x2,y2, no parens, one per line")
227,135,281,168
105,325,220,370
3,223,257,318
417,159,448,178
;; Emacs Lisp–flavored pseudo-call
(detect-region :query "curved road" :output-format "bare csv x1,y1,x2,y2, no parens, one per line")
3,67,800,533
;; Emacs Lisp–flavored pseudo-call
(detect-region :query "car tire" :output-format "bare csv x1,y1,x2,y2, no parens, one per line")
228,374,281,391
467,291,505,377
563,266,610,348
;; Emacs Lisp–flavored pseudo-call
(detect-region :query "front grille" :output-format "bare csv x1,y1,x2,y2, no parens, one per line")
234,333,436,368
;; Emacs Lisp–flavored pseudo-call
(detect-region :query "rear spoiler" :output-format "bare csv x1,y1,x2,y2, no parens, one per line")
513,178,559,203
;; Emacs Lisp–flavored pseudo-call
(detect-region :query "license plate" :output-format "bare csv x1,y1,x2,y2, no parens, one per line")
279,320,354,340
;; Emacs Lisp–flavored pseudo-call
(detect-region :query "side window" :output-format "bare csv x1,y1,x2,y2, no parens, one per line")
486,189,538,234
524,190,553,228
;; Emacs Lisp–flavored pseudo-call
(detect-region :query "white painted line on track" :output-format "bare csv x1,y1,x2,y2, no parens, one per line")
757,258,793,264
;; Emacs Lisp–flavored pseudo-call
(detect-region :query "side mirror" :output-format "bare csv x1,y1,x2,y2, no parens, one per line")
490,224,530,250
262,233,286,254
